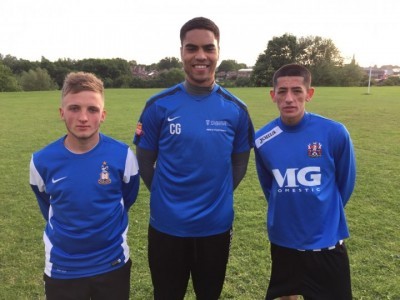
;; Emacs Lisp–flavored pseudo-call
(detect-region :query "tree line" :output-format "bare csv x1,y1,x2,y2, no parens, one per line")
0,56,186,92
1,34,399,92
251,34,399,87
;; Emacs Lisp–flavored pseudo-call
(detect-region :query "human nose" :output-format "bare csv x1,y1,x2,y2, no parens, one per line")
285,91,294,103
195,49,206,60
78,110,89,122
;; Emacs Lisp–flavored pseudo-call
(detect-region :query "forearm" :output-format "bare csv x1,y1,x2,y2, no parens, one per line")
232,151,250,190
136,146,157,191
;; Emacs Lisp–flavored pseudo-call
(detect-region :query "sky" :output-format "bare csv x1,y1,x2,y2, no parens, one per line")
1,0,399,68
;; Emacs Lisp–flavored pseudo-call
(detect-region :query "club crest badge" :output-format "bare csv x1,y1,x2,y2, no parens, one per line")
98,161,112,185
307,142,322,158
135,122,144,136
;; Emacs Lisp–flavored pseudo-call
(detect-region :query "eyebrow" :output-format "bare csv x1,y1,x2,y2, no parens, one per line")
184,43,216,49
277,86,303,90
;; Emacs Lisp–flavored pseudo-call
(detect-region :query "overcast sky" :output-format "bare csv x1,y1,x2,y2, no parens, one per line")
1,0,399,68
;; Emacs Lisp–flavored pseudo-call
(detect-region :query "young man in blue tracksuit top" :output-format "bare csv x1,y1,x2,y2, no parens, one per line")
134,17,254,300
30,72,140,300
254,64,356,300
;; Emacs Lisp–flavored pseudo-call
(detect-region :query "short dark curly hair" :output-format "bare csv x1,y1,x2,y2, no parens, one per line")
272,64,312,89
180,17,220,45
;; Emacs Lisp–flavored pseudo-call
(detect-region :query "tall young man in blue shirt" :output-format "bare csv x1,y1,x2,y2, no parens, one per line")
30,72,140,300
134,17,254,300
255,64,356,300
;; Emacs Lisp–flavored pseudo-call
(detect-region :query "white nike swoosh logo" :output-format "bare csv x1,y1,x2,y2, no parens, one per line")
167,116,181,122
52,176,67,183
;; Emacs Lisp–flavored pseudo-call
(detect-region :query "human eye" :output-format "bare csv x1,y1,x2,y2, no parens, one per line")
185,44,198,52
68,105,80,112
204,45,216,52
293,88,304,94
88,107,100,113
277,89,286,95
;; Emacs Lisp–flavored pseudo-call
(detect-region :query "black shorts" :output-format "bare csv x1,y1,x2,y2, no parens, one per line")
266,243,352,300
43,259,131,300
148,225,232,300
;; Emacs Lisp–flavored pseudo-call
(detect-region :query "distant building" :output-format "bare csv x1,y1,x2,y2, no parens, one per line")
215,68,253,82
131,65,159,78
390,68,400,77
131,65,147,78
363,68,387,81
237,68,253,78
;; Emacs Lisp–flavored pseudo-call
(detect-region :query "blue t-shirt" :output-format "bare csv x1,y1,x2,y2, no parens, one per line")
134,83,254,237
30,134,140,279
255,112,356,250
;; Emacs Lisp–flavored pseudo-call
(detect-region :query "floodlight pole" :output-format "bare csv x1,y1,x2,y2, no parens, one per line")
367,66,372,94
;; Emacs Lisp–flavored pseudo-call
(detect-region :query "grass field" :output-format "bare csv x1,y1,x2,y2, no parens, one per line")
0,86,399,299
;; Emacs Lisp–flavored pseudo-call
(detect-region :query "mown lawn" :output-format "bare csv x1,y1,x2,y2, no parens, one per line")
0,86,399,299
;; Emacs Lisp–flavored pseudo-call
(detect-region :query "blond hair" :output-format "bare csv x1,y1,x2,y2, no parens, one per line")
61,72,104,100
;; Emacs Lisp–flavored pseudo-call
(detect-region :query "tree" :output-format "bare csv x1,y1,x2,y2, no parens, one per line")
251,34,345,86
18,67,58,91
156,68,185,87
380,76,400,86
235,77,253,87
157,57,182,71
217,60,246,72
251,34,298,86
0,62,21,91
114,75,132,88
1,54,39,75
250,53,269,86
52,58,77,88
337,57,365,86
75,58,131,87
298,36,343,85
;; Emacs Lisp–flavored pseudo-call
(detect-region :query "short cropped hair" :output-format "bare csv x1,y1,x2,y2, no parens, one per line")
272,64,312,89
180,17,220,45
61,72,104,100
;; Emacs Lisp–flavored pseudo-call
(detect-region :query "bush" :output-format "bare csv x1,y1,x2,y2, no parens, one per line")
379,76,400,86
235,77,253,87
18,68,58,91
0,63,21,92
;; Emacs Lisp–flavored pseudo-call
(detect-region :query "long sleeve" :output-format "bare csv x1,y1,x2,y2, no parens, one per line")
122,148,140,210
231,151,250,190
334,126,356,206
254,149,273,202
136,146,157,191
29,156,50,220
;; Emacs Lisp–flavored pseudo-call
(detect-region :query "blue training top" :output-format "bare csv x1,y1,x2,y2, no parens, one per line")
30,134,140,279
134,83,254,237
255,112,356,250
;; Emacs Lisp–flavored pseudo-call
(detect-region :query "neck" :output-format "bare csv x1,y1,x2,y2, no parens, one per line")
281,112,307,127
184,80,215,95
63,134,100,154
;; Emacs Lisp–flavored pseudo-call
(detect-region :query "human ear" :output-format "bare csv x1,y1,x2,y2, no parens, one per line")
270,90,277,103
59,107,65,120
306,87,315,102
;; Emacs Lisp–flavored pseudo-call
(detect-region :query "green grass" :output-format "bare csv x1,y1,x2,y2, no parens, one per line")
0,86,399,299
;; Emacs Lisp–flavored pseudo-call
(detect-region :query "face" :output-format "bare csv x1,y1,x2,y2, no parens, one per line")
60,90,106,150
270,76,314,126
180,29,219,87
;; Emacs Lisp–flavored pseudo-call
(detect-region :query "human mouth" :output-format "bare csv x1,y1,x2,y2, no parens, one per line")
283,106,296,111
193,64,208,69
77,125,90,130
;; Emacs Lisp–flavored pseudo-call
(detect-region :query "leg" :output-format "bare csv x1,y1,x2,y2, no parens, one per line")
265,244,301,300
191,228,232,300
148,225,191,300
43,274,90,300
90,259,132,300
303,243,352,300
